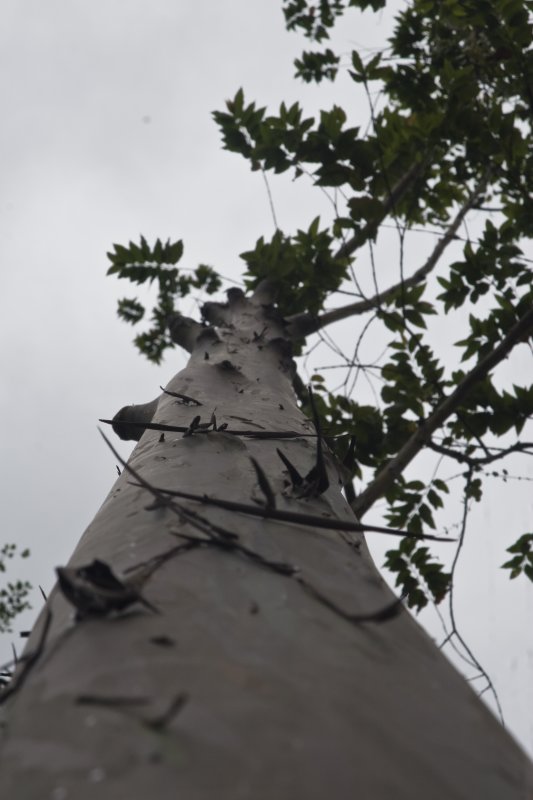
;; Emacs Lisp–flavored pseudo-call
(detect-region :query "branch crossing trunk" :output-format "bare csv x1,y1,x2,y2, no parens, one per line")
1,286,531,799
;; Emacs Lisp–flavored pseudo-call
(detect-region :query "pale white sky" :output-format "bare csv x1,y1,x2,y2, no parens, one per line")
1,0,532,757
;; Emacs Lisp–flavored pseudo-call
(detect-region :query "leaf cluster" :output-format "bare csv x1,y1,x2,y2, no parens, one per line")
107,237,221,362
0,544,31,634
385,537,451,611
240,220,348,317
502,533,533,582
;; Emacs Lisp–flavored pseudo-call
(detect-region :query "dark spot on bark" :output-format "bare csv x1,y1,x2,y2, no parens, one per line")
150,635,175,647
217,360,239,371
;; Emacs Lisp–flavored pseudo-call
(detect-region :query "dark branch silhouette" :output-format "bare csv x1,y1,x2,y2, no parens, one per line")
428,440,533,467
333,159,426,262
287,178,486,339
352,305,533,518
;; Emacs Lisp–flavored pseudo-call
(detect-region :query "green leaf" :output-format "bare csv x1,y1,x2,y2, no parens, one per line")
117,298,145,325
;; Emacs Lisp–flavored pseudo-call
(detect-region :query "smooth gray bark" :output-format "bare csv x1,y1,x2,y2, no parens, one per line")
1,287,532,799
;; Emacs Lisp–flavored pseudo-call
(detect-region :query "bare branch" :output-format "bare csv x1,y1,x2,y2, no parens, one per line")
287,180,486,339
446,470,504,723
352,305,533,518
428,440,533,467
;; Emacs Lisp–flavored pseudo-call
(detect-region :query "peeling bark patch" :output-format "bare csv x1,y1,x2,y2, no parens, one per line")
55,560,159,620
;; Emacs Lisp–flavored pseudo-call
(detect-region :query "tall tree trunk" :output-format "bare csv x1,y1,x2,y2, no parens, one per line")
1,286,532,799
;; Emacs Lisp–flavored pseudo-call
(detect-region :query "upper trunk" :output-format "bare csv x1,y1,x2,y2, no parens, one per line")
1,286,532,799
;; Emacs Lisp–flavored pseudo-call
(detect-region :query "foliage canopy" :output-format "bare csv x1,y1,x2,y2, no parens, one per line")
107,0,533,612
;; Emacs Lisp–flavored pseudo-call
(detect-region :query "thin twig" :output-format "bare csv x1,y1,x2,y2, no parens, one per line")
262,168,279,230
446,471,505,724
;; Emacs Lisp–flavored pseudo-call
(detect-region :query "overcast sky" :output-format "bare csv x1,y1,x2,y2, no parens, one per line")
1,0,532,757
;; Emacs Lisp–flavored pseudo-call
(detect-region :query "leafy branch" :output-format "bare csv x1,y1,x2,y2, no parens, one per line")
353,305,533,518
287,176,487,338
106,236,221,363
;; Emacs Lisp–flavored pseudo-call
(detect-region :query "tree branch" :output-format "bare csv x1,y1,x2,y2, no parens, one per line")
111,399,160,441
128,481,453,543
352,305,533,518
428,440,533,467
287,177,486,339
333,159,426,262
166,312,204,352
